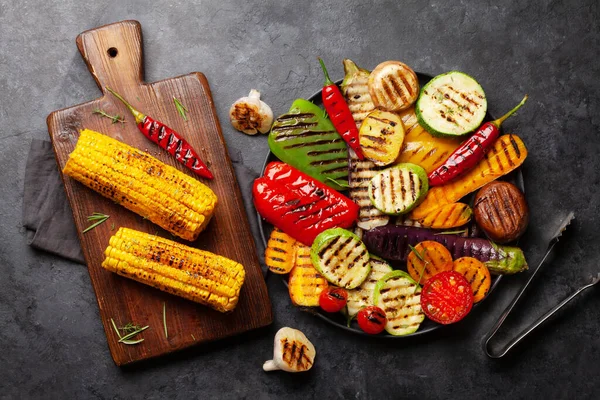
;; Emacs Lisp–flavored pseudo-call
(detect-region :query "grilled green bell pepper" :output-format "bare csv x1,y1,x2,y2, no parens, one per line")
268,99,349,191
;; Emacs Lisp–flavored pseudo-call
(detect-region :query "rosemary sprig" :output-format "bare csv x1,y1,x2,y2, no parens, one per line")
83,213,110,233
110,318,148,345
409,244,428,293
93,108,126,124
163,302,168,339
173,97,189,121
326,177,350,188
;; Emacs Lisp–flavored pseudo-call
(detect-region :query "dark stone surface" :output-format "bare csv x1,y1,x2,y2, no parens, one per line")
1,0,599,398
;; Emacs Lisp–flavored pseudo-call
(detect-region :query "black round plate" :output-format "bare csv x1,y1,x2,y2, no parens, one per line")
257,72,523,338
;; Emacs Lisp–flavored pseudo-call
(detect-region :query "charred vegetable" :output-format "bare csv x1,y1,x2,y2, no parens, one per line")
288,244,329,307
341,59,376,128
418,202,473,229
268,99,348,191
319,287,348,313
410,134,527,220
362,225,528,275
359,110,405,166
348,149,389,230
396,108,463,174
474,181,529,243
416,71,487,138
368,163,429,215
420,271,473,324
406,241,453,284
373,270,425,335
346,256,393,316
428,95,528,186
106,88,213,179
265,228,297,274
263,327,316,373
229,89,274,135
318,58,365,159
368,61,419,112
253,162,358,246
310,228,371,289
452,257,492,303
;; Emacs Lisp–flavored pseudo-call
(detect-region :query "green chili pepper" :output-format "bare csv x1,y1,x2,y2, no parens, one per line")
268,99,349,191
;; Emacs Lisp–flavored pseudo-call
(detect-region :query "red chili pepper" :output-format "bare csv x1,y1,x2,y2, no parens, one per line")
428,95,528,187
318,57,365,160
106,87,213,179
253,162,359,246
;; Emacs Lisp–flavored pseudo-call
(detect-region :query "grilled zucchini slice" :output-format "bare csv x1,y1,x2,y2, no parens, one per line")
368,163,429,215
373,270,425,336
346,255,393,316
310,228,371,289
416,71,487,137
359,110,405,166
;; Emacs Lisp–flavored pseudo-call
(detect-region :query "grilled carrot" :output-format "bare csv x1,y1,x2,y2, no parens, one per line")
452,257,492,303
407,241,453,284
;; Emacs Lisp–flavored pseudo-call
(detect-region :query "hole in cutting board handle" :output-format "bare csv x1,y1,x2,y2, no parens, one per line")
107,47,118,58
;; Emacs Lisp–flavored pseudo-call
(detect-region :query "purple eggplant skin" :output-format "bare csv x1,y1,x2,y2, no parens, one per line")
363,225,528,275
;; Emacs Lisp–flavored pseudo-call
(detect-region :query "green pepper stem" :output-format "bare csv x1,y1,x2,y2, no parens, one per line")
105,87,146,124
493,95,528,127
318,57,334,87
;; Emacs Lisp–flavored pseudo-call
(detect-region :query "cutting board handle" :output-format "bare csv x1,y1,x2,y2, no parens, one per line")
76,20,144,92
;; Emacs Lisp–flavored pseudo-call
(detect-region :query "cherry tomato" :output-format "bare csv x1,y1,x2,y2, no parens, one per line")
357,306,387,334
319,287,348,313
420,271,474,325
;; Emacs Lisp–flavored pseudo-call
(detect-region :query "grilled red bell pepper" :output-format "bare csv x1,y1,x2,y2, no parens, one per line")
253,162,359,246
318,58,365,160
106,87,213,179
428,95,528,187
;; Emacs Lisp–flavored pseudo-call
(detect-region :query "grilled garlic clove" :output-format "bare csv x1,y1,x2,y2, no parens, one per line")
229,89,273,135
263,327,316,373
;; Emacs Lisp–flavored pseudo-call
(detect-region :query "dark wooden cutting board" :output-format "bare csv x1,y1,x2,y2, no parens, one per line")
46,20,272,366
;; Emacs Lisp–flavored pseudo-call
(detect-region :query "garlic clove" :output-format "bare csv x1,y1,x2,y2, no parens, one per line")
229,89,274,135
263,327,316,373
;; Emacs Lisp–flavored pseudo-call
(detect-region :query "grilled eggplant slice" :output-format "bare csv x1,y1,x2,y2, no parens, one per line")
368,61,419,112
268,99,348,191
373,270,425,336
368,163,429,215
416,71,487,137
289,244,329,307
359,110,405,166
265,228,298,274
348,149,390,230
341,59,376,129
310,228,371,289
346,256,393,316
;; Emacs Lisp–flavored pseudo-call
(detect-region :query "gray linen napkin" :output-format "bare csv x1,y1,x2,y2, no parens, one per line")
22,139,85,264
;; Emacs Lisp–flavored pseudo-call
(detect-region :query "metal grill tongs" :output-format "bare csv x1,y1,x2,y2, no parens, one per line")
483,212,598,358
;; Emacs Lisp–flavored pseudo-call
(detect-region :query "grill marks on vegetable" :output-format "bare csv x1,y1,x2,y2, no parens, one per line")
314,232,370,289
375,272,425,335
346,258,393,315
288,245,328,306
370,168,420,214
348,152,389,229
271,111,348,179
280,338,313,371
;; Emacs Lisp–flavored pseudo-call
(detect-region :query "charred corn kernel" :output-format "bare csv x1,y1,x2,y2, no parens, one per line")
63,129,217,241
102,228,245,312
265,228,297,274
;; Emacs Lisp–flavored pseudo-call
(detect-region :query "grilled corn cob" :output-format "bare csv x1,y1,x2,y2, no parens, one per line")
102,228,245,312
63,129,217,241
